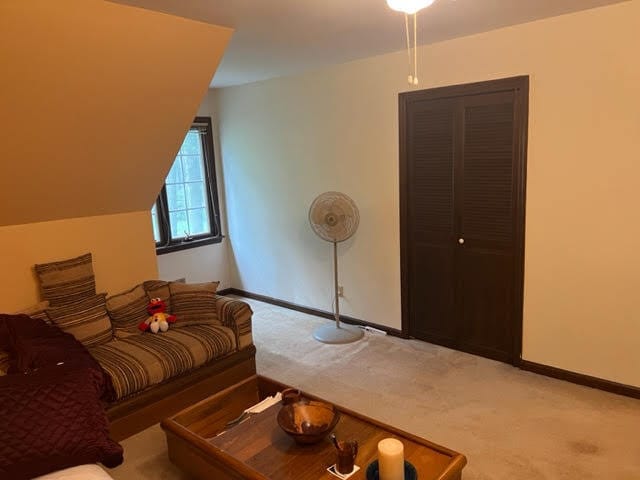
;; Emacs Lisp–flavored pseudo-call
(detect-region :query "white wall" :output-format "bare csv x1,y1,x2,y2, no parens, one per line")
216,1,640,387
156,91,233,288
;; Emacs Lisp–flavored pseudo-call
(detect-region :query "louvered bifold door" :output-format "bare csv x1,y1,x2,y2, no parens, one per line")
455,91,518,362
401,76,528,365
406,98,457,345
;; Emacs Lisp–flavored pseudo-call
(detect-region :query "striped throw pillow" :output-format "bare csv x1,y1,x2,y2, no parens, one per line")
46,293,113,347
143,280,172,313
34,253,96,307
169,281,220,327
106,284,148,338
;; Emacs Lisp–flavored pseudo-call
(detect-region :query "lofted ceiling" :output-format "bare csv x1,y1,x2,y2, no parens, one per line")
111,0,628,87
0,0,231,227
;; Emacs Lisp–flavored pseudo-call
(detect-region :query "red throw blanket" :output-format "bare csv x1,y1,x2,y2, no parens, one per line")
2,314,115,400
0,314,122,479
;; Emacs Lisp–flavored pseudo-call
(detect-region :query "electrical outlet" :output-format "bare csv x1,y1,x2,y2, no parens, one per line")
338,285,344,297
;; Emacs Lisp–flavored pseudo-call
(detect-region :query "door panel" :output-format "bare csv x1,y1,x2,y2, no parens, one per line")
458,249,515,362
457,92,518,360
461,93,516,251
410,244,456,343
406,98,456,344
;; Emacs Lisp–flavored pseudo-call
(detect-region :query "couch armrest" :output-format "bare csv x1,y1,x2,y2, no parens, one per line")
214,295,253,350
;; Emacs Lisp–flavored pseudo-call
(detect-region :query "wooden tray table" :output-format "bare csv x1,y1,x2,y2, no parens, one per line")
161,375,466,480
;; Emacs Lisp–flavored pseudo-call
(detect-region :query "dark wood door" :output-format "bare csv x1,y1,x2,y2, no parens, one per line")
400,77,528,364
405,97,457,345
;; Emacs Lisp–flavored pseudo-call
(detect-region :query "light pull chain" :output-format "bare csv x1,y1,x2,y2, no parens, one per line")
404,13,413,85
404,12,420,86
413,13,418,85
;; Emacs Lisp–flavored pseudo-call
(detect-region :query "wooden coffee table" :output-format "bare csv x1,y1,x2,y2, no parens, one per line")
161,375,466,480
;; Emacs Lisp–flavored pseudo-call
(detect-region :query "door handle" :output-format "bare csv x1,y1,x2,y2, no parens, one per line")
458,238,465,245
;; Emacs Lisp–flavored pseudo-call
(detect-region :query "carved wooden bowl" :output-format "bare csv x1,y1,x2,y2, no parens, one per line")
276,400,339,445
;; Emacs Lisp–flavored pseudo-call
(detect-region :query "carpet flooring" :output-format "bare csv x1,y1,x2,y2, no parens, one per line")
109,297,640,480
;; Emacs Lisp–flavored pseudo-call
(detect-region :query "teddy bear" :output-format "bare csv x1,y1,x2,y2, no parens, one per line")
138,297,176,333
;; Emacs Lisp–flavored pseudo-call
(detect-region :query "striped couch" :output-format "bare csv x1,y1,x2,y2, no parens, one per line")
0,295,254,396
0,295,253,400
2,252,256,405
92,295,253,401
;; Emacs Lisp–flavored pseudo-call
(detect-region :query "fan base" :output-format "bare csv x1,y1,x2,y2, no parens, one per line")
313,323,364,344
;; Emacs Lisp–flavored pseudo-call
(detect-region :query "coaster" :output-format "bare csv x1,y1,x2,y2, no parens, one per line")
327,464,361,479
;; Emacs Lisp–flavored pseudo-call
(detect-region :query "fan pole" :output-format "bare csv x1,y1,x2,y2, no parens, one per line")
333,241,340,327
311,239,363,344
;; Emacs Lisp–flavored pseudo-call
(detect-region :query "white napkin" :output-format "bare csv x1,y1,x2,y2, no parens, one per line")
245,392,283,414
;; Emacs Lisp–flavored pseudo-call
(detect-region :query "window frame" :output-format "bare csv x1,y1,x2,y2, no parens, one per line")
154,116,223,255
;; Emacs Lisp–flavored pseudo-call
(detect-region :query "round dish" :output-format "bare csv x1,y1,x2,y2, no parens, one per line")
276,400,339,445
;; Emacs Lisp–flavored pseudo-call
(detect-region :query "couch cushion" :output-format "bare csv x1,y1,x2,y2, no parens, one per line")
46,294,113,348
34,253,96,307
106,284,148,338
142,280,172,313
169,281,220,328
89,324,236,400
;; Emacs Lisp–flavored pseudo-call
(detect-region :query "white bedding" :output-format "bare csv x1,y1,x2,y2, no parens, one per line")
34,464,114,480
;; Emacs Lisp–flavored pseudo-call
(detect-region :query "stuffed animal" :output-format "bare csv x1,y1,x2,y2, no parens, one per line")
138,297,176,333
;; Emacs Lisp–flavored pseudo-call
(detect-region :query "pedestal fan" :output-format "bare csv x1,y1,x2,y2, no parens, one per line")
308,192,364,344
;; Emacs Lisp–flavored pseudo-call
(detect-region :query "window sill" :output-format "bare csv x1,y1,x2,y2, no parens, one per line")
155,235,223,255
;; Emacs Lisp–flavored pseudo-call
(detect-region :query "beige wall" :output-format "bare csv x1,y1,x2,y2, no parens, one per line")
156,91,233,288
0,2,233,311
216,1,640,386
0,212,158,312
0,0,232,226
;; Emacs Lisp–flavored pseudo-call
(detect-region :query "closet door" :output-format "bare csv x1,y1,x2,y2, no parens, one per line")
404,98,457,346
456,91,519,362
400,77,528,365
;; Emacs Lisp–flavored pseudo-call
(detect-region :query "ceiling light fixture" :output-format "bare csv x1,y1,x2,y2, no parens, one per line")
386,0,436,85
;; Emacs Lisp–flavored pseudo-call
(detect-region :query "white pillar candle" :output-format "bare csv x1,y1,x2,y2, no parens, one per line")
378,438,404,480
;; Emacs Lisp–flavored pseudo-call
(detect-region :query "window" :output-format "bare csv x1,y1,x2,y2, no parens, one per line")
152,116,222,254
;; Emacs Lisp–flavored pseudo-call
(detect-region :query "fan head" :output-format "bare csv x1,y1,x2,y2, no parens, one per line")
309,192,359,243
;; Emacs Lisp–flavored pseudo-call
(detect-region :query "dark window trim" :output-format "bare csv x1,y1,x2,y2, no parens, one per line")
155,116,223,255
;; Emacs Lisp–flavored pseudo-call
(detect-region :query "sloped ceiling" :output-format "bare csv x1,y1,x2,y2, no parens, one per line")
0,0,232,227
111,0,628,87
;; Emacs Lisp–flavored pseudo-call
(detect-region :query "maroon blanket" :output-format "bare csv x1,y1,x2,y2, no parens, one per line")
1,314,115,400
0,314,122,479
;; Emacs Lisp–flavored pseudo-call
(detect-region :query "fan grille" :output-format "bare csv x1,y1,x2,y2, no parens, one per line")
309,192,359,242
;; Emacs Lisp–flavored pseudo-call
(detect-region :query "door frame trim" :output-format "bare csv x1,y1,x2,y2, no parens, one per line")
399,75,529,366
